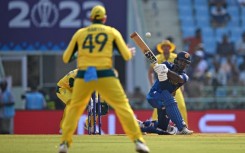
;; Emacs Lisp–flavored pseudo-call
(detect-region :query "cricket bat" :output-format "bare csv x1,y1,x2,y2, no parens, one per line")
130,32,158,66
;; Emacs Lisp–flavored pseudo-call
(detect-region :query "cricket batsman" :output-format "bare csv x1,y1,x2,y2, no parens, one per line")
58,5,149,153
147,51,193,134
148,40,188,125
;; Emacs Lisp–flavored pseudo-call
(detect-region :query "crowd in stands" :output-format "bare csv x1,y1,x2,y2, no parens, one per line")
179,0,245,109
210,0,231,27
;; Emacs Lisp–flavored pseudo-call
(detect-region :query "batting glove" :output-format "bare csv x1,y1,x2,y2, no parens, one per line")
153,64,168,74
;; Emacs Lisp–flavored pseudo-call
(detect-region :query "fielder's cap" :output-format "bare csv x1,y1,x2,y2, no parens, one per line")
90,5,106,20
157,40,176,53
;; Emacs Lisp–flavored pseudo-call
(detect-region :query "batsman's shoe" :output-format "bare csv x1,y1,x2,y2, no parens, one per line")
135,139,150,153
177,127,193,135
58,141,69,153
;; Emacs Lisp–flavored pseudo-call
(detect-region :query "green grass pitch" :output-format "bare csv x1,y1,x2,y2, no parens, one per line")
0,134,245,153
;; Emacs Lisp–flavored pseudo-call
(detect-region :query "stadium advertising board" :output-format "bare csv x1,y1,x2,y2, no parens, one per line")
14,110,245,134
0,0,127,51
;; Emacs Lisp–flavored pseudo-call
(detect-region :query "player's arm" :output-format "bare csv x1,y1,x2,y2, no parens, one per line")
113,29,132,61
63,30,80,63
153,62,186,83
167,71,188,84
167,71,185,83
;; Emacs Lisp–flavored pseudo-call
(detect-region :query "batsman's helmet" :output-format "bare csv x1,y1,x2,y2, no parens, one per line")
175,51,191,64
174,51,191,71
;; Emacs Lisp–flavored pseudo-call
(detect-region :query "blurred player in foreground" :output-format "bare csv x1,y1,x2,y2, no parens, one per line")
148,40,188,125
56,69,109,133
147,51,193,134
58,5,149,153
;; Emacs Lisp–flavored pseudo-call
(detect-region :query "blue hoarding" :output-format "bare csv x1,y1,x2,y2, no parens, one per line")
0,0,127,51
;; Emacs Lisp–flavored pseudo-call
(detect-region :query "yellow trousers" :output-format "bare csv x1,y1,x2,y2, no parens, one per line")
57,87,102,129
151,88,188,125
61,77,144,146
56,87,72,129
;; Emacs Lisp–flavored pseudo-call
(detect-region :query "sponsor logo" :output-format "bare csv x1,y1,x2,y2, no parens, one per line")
199,114,237,133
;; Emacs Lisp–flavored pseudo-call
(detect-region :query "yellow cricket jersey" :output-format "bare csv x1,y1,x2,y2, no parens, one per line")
57,69,78,91
156,53,177,64
63,23,132,70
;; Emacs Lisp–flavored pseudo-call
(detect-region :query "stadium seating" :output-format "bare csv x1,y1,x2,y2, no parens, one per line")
178,0,243,53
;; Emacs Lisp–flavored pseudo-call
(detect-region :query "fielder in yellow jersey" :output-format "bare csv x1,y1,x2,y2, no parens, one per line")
148,40,188,125
56,69,108,133
56,69,76,130
57,69,78,105
58,5,149,153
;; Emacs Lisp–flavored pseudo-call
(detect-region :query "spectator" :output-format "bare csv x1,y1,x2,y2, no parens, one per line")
195,43,211,58
203,72,213,86
209,0,227,7
236,32,245,58
216,56,239,86
183,28,202,55
207,59,224,96
191,50,209,80
0,79,15,134
216,34,235,60
210,4,230,28
128,87,146,109
23,86,47,110
223,57,239,85
238,57,245,85
185,75,204,98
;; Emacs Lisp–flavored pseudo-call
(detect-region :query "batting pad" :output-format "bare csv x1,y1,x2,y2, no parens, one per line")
161,90,184,131
157,108,170,131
